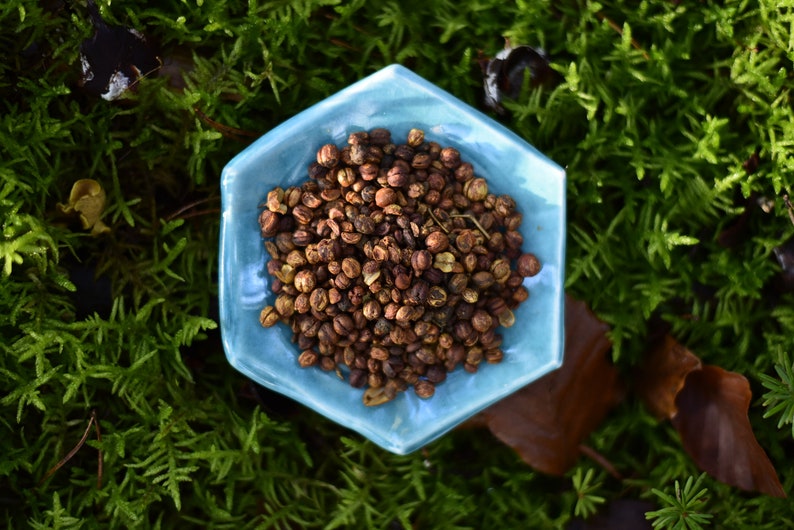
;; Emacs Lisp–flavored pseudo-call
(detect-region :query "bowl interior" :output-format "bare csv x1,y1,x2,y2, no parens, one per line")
219,64,566,454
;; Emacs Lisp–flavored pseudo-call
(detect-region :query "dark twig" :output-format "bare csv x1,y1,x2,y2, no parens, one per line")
165,197,221,221
193,107,260,140
450,214,491,240
39,410,103,489
579,444,623,480
426,208,449,234
596,12,650,61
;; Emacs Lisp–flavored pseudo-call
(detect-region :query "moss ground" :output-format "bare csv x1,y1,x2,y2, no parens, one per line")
2,1,793,528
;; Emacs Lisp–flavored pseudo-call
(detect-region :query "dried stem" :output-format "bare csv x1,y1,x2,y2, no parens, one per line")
578,444,623,480
596,12,650,61
39,410,103,489
193,107,260,140
450,214,491,240
166,197,221,221
427,208,449,234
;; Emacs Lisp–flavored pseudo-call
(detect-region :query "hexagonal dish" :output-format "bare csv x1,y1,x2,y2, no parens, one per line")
219,64,566,454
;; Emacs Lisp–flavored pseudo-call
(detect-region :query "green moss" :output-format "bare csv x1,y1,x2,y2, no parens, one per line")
2,0,793,528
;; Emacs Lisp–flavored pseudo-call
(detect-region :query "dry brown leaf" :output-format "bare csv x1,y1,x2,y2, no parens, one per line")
635,334,702,419
479,295,622,475
672,365,787,498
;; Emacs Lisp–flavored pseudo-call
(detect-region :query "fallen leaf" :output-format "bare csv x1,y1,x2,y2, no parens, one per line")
479,41,555,115
57,179,110,236
672,365,787,498
567,499,655,530
637,335,786,497
635,334,701,419
78,0,161,101
479,295,622,475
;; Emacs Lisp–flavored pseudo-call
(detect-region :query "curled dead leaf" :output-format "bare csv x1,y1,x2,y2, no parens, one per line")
635,334,701,419
479,296,622,475
57,179,110,236
638,334,786,497
672,365,786,498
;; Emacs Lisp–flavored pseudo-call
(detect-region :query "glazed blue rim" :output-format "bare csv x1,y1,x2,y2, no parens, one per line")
219,64,566,454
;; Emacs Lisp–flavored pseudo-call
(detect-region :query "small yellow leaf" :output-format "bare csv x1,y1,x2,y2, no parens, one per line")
57,179,110,235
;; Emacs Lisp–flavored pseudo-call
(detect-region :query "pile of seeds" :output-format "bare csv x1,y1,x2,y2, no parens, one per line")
258,128,541,406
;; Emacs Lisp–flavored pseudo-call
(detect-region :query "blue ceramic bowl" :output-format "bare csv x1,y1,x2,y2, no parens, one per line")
219,64,566,454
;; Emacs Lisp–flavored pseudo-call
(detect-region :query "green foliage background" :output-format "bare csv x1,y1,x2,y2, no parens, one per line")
2,0,794,528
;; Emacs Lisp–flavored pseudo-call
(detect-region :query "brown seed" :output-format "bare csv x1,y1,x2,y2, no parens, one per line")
317,144,340,168
426,286,447,307
362,260,381,286
370,346,390,361
369,128,391,145
309,288,329,312
359,162,379,181
414,380,435,399
471,310,494,333
352,215,375,235
301,191,323,209
363,384,396,406
425,231,450,253
320,356,336,371
347,131,369,145
395,305,419,323
485,348,504,364
341,257,362,279
293,270,317,293
349,285,366,306
349,369,368,388
455,230,478,254
440,147,461,169
471,271,495,290
463,177,488,201
328,287,343,305
336,167,357,187
411,152,432,169
386,166,408,188
316,238,338,262
466,346,484,365
298,349,319,367
375,187,396,208
410,249,432,272
407,128,425,147
498,309,516,328
285,249,307,268
259,210,280,237
516,253,541,277
334,273,352,290
291,229,313,246
333,314,356,336
294,293,311,313
349,144,367,165
490,259,511,283
307,162,327,180
274,294,295,317
266,188,287,214
504,230,524,250
447,273,468,294
405,280,429,305
512,285,530,303
259,306,280,327
494,195,516,217
362,299,381,320
425,365,447,384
